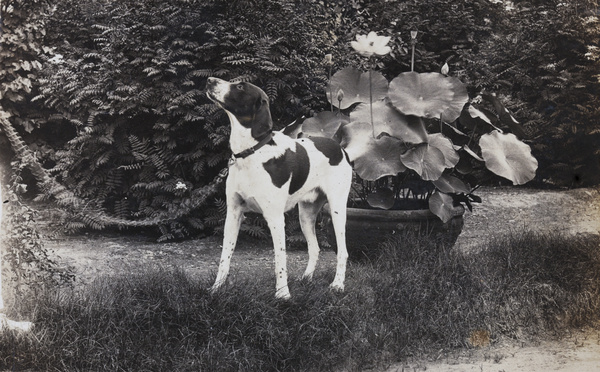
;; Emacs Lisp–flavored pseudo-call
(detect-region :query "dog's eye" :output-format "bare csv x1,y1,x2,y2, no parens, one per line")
236,84,244,90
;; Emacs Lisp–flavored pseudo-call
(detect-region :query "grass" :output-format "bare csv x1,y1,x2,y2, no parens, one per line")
1,231,600,371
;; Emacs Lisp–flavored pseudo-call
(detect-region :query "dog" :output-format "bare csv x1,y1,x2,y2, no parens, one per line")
205,77,352,299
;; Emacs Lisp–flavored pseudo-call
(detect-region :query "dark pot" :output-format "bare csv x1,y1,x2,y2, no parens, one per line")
325,203,465,259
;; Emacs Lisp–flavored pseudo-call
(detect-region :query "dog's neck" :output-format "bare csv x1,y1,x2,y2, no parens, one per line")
226,111,271,156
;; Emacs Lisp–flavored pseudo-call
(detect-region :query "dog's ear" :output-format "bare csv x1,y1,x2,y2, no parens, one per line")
251,96,273,139
254,95,268,110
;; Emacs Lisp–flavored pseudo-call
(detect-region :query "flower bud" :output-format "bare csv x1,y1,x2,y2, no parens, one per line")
441,62,449,75
336,89,345,103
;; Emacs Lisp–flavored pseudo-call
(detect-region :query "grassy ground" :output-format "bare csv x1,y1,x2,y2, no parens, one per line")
1,231,599,371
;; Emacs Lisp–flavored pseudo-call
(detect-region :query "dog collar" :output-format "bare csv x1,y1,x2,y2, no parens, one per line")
233,132,274,159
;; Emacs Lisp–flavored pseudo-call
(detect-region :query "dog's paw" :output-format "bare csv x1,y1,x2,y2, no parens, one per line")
275,287,291,300
329,282,345,292
300,272,314,282
209,281,224,295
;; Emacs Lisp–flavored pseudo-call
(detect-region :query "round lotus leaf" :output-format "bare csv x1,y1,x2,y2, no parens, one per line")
479,130,538,185
350,100,428,144
400,142,446,181
389,72,468,122
429,133,460,168
428,191,456,223
366,187,395,209
340,121,406,181
302,111,350,139
432,174,470,194
327,67,388,110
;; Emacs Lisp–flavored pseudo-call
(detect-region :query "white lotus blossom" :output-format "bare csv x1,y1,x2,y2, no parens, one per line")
350,31,391,58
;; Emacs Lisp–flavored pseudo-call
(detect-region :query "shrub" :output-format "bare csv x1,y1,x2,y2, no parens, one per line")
30,0,345,238
1,173,73,311
3,0,598,239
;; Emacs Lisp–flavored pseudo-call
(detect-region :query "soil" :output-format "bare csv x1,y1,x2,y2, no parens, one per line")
41,186,600,371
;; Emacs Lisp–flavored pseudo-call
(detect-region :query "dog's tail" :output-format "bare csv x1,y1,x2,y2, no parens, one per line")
279,116,306,139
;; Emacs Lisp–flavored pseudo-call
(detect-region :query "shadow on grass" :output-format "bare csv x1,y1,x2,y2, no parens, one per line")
1,231,599,371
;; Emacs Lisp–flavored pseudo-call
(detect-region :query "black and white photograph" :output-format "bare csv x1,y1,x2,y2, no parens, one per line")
0,0,599,370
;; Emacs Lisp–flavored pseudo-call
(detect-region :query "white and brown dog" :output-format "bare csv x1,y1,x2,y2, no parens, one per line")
206,77,352,299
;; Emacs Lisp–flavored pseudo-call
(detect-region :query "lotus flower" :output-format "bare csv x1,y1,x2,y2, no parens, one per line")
350,31,391,57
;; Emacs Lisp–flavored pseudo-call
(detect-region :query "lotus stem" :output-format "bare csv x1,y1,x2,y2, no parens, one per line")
410,30,418,72
369,67,375,138
329,64,333,112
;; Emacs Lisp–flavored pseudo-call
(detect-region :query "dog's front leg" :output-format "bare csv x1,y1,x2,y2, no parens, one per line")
211,202,244,292
264,212,291,300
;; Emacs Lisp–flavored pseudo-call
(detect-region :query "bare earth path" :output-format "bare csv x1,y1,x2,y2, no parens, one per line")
43,186,600,371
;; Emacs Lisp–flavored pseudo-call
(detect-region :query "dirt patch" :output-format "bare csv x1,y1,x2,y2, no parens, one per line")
458,187,600,252
43,186,600,285
41,186,600,372
391,328,600,372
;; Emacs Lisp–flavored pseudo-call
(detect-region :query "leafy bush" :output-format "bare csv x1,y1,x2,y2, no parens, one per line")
1,174,73,310
28,0,348,238
1,0,598,239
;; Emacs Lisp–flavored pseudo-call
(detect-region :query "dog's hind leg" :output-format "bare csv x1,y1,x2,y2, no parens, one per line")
327,196,349,292
263,211,291,299
299,198,326,281
211,202,244,292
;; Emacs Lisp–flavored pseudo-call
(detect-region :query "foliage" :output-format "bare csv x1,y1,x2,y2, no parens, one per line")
0,0,51,177
2,231,600,370
0,0,48,119
1,173,73,307
325,0,600,187
27,0,342,238
0,0,597,240
305,34,538,221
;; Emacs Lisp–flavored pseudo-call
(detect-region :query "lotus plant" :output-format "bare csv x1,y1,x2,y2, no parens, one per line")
303,31,538,222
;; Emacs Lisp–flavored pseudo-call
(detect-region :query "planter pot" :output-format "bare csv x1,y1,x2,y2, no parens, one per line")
325,203,465,259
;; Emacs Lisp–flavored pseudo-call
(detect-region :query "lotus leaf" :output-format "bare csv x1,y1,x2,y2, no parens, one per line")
350,100,428,144
428,191,456,223
366,187,395,209
388,72,468,122
302,111,349,139
459,104,497,133
400,143,446,181
327,67,388,110
340,121,406,181
432,174,470,194
479,130,538,185
482,93,527,139
429,133,460,168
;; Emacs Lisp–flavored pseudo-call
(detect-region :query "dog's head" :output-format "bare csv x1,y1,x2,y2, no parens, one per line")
206,77,272,140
